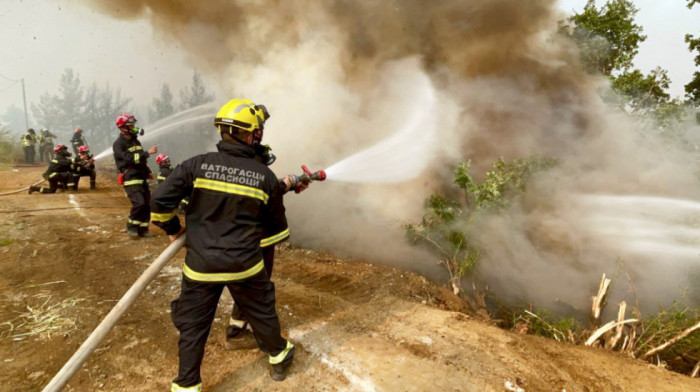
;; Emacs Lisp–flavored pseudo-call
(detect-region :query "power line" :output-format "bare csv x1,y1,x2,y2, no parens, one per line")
0,80,20,94
0,72,21,82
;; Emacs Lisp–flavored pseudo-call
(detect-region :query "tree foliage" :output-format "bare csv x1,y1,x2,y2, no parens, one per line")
149,83,176,122
563,0,687,126
685,33,700,105
180,70,215,110
405,157,556,295
31,68,132,152
565,0,645,76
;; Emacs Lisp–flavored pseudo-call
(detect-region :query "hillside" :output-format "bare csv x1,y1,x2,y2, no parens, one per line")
0,165,698,392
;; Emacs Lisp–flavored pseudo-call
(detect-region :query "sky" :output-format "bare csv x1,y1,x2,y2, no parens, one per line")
0,0,697,132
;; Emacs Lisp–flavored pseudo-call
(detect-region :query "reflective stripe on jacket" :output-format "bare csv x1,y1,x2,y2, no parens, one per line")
112,134,151,184
150,141,288,283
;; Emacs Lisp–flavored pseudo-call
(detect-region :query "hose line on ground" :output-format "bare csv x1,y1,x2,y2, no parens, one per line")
0,179,46,196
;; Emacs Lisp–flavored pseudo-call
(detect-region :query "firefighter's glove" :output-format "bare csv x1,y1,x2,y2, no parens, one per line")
281,174,300,192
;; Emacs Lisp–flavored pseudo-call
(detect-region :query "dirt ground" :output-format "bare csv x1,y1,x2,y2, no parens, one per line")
1,165,699,392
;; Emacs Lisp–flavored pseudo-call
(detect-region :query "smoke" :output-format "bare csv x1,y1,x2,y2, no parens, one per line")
83,0,700,313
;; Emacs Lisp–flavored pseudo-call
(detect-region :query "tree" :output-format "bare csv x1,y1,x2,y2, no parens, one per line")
149,83,176,122
30,68,84,134
564,0,646,76
82,82,132,151
179,70,214,110
563,1,682,126
2,105,30,134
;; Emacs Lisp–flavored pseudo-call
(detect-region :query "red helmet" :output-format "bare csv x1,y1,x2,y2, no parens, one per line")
115,113,136,128
78,145,90,153
156,153,169,165
75,127,82,133
53,144,67,153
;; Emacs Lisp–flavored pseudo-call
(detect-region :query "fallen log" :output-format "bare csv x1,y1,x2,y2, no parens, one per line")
591,274,611,325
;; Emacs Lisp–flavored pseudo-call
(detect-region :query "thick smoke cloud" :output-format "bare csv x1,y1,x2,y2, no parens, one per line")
83,0,700,314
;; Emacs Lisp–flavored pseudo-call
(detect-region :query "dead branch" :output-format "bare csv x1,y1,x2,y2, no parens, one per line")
643,320,700,358
691,362,700,378
606,302,627,350
591,274,611,325
585,319,638,347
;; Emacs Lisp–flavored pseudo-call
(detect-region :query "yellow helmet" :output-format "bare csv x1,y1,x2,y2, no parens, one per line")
214,99,263,133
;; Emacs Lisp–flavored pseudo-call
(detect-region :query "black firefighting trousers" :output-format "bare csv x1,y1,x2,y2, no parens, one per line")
171,272,293,387
39,173,78,193
229,247,275,329
23,146,35,165
78,169,96,187
124,183,150,234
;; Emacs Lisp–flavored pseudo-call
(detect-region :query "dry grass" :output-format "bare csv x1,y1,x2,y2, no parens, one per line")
1,292,87,341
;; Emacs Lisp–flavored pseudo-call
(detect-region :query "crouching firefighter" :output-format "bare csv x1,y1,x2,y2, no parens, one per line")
112,113,158,239
76,145,97,190
29,145,79,194
150,98,295,390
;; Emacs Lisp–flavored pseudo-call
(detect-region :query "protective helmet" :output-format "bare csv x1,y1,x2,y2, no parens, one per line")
28,128,35,134
75,127,82,133
53,144,68,154
78,145,90,154
156,153,169,165
115,113,136,128
214,99,263,133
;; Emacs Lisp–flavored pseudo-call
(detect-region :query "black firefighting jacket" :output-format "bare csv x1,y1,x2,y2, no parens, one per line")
112,134,152,186
157,165,172,184
76,152,95,172
44,155,76,180
150,141,289,283
71,132,87,150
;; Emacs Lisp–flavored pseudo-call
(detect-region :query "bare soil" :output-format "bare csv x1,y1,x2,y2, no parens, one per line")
1,165,699,392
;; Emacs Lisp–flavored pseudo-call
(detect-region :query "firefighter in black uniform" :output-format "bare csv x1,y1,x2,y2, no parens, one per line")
71,127,87,156
150,99,295,390
28,145,79,194
76,145,97,190
112,113,158,239
224,104,309,350
155,153,172,184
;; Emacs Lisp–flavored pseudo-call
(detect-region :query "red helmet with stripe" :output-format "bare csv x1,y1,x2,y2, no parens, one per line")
115,113,136,128
53,144,68,154
156,153,169,165
78,145,90,153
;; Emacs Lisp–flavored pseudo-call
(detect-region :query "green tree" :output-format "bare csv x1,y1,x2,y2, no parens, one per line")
565,0,646,75
405,157,556,295
82,82,132,151
31,68,84,134
149,83,176,122
684,31,700,104
563,1,683,126
180,70,214,110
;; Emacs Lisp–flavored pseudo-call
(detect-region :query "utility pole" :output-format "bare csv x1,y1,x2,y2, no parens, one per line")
21,78,29,130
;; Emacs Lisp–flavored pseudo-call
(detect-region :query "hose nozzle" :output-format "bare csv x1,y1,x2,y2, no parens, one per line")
299,165,326,183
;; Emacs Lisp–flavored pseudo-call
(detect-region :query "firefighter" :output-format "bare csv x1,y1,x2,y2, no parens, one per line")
150,99,295,390
71,127,87,156
21,128,37,164
155,153,172,184
225,103,309,350
76,145,97,190
112,114,158,239
38,128,57,163
28,145,79,194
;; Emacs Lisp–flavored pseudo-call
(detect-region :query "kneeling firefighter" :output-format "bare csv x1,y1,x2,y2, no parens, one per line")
150,99,295,390
29,145,79,194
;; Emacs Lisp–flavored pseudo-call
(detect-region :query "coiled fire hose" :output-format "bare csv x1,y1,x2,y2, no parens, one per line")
41,235,186,392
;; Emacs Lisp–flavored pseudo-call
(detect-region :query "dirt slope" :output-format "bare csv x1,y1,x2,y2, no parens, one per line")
0,165,699,392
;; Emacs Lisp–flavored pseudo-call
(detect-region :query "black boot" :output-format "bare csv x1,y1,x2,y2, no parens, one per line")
127,227,139,240
28,186,39,194
90,182,96,190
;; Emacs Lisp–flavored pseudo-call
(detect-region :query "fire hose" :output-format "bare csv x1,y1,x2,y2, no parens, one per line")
0,178,46,196
41,235,186,392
